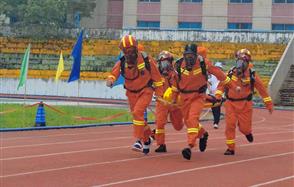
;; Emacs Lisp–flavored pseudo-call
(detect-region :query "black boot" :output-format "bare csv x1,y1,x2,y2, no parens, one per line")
224,149,235,155
199,132,209,152
155,144,167,153
182,148,192,160
245,133,254,143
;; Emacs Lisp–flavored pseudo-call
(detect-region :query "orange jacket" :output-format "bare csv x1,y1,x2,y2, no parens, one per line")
108,52,164,97
216,68,273,110
171,58,231,101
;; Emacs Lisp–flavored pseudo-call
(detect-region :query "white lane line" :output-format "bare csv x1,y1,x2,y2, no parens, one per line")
0,115,270,142
0,136,131,149
250,123,293,131
94,152,294,187
1,131,294,161
249,175,294,187
279,124,294,128
2,121,293,150
0,128,131,141
253,117,266,125
0,145,129,161
0,138,293,178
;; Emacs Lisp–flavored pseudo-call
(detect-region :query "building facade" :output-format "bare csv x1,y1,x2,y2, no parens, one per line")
81,0,294,31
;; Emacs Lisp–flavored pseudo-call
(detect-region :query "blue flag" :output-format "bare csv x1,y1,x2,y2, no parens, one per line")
113,52,125,87
68,30,83,83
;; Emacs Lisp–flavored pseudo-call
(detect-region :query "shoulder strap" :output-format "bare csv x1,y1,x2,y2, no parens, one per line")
120,56,126,77
175,58,183,81
227,66,236,78
225,66,236,98
198,55,207,80
249,68,255,93
141,52,151,72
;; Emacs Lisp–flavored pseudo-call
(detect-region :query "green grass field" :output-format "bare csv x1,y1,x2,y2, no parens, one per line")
0,103,216,129
0,104,156,128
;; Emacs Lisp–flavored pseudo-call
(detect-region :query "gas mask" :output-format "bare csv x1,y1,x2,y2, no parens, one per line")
184,54,196,71
123,47,138,66
236,59,249,77
159,60,172,76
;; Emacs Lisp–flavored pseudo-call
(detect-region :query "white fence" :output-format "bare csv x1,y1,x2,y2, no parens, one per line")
0,78,127,100
1,26,293,44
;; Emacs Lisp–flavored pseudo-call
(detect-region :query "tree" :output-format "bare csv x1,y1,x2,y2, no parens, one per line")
0,0,97,38
67,0,97,19
0,0,27,23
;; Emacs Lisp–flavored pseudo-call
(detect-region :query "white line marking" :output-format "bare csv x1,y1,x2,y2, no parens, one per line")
2,122,293,149
279,124,294,128
249,175,294,187
0,145,129,161
0,136,131,149
1,131,293,161
0,139,293,178
0,128,131,141
253,117,266,124
94,152,294,187
0,115,270,142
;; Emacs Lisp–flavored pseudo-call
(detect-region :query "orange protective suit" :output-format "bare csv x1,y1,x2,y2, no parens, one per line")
171,58,232,148
216,68,273,152
155,71,184,146
107,53,164,143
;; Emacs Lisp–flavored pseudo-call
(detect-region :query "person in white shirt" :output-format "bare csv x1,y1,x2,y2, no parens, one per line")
208,62,224,129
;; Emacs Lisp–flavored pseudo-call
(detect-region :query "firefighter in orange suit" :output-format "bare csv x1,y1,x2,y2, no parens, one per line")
215,49,273,155
154,51,184,153
106,35,164,154
169,43,234,160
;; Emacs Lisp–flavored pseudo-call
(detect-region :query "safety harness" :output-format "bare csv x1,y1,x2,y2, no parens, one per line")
175,55,208,94
225,67,255,101
120,52,153,93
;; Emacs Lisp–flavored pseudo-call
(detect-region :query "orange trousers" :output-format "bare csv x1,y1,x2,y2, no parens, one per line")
126,88,153,143
224,101,253,150
181,95,206,148
155,102,184,145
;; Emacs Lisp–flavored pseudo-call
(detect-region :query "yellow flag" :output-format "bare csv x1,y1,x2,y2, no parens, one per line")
55,51,64,81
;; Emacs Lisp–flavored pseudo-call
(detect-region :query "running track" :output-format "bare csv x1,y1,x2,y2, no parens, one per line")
0,108,293,187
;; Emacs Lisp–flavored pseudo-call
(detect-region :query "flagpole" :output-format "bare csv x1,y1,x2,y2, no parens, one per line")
77,80,80,107
67,30,83,114
17,43,31,128
77,29,81,108
23,81,27,128
56,79,59,106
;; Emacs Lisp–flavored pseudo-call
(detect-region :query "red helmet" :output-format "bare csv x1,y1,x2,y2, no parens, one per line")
157,51,174,76
235,48,251,62
157,50,174,63
119,35,138,51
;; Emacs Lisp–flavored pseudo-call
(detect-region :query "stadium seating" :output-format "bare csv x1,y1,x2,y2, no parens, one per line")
0,37,286,85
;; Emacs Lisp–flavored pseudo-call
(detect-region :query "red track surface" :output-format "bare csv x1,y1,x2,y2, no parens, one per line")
1,108,293,187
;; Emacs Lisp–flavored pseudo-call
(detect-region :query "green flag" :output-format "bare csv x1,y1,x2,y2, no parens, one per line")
17,44,31,90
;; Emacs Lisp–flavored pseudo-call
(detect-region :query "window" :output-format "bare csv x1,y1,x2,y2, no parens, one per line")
272,24,294,31
228,23,252,30
139,0,160,2
137,21,160,29
229,0,252,3
179,0,202,2
273,0,294,3
178,22,202,29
